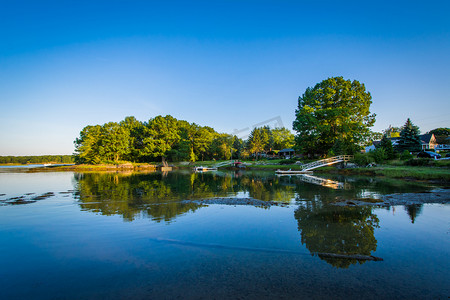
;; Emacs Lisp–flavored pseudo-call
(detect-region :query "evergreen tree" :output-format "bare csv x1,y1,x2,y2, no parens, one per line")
247,127,266,158
396,118,421,153
74,125,102,164
378,135,395,159
232,136,243,159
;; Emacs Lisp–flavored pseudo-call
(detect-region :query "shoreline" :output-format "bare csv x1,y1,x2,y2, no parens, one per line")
331,188,450,207
2,162,449,183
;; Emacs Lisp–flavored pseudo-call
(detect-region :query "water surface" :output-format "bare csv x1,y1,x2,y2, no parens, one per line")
0,170,448,299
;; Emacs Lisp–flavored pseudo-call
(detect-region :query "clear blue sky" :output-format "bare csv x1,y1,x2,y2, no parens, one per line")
1,0,449,155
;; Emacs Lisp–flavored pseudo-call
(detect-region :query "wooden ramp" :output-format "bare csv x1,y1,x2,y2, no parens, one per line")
276,155,353,174
296,174,344,189
214,160,234,168
299,155,353,171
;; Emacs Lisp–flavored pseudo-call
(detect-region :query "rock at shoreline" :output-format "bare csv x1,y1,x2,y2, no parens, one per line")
332,189,450,207
181,197,289,207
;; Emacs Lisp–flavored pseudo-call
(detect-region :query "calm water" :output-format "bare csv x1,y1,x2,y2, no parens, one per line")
0,170,448,299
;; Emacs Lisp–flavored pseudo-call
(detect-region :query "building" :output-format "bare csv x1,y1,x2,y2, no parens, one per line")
419,134,438,150
366,134,437,152
278,148,295,158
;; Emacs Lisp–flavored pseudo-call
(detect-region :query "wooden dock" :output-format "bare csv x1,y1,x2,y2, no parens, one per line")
275,169,313,175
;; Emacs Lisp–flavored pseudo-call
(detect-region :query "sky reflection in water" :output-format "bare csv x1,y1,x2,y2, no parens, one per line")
0,170,448,299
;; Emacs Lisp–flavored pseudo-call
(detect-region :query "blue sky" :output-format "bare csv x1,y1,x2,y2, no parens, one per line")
1,0,449,155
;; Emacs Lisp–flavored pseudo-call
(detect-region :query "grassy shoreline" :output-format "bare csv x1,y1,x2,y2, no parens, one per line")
13,160,449,182
315,165,450,181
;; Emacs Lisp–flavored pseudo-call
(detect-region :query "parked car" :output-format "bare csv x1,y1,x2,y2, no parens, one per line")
417,151,441,159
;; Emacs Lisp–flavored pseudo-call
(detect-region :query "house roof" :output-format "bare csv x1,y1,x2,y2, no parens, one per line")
279,148,295,153
419,134,434,144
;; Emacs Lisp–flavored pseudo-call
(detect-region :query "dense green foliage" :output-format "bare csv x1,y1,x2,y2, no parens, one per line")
74,115,294,164
0,155,74,164
293,77,376,156
428,127,450,136
353,148,389,166
395,118,421,152
400,150,413,160
246,126,273,158
244,126,295,158
272,127,295,150
378,135,395,159
74,115,238,164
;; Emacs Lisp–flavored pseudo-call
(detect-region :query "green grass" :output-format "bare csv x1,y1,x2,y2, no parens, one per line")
387,159,450,167
315,165,450,181
24,158,450,181
243,160,450,181
371,166,450,180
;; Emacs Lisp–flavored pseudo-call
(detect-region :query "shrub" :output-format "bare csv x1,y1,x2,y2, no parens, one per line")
400,150,413,160
370,148,386,164
405,158,432,166
279,158,297,165
353,153,372,166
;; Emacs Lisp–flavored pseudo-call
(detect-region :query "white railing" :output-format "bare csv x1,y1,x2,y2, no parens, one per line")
300,155,353,171
298,174,345,189
436,144,450,150
214,160,234,168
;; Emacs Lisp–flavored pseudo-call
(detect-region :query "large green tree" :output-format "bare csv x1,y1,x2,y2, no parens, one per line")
119,116,147,162
141,115,180,163
247,127,271,158
428,127,450,136
272,127,295,150
98,122,130,162
210,133,234,160
293,77,376,156
74,125,102,164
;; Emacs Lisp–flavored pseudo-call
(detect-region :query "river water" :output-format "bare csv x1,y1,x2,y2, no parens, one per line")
0,170,448,299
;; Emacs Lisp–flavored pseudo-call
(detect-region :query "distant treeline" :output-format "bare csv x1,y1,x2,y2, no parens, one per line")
74,115,294,164
0,155,74,164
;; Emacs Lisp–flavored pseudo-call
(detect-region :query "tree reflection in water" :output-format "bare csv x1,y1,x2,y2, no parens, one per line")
74,171,428,268
405,204,423,223
294,202,379,268
73,171,297,222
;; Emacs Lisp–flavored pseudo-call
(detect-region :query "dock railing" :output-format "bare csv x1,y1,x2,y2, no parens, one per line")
300,155,353,171
214,160,234,168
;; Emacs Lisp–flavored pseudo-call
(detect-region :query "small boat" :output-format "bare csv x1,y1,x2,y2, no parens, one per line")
194,166,217,172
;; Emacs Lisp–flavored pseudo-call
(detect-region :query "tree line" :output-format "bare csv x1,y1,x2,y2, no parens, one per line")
0,155,74,164
74,115,295,164
74,76,446,164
